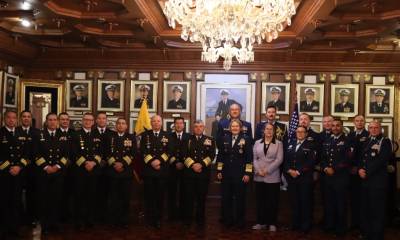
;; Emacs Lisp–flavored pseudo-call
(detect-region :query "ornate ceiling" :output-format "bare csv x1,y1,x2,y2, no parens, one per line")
0,0,399,67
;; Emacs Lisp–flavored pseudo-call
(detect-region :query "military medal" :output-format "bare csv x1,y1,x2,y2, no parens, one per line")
40,133,45,141
79,135,85,150
146,135,151,149
111,137,115,153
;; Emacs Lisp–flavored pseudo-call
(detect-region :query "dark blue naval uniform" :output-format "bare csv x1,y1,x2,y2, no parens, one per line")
140,130,170,227
105,132,136,227
347,128,369,229
34,130,69,232
216,133,253,227
167,131,190,221
0,127,29,236
183,134,216,226
284,139,316,233
321,134,352,235
358,134,391,240
217,118,253,143
255,121,287,143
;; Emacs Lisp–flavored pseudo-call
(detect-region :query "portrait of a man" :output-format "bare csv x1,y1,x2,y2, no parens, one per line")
98,80,124,112
102,84,120,108
70,84,88,108
215,89,241,119
370,88,389,114
5,77,16,106
334,89,354,113
267,86,285,111
167,85,186,109
163,81,190,113
300,88,319,112
134,84,153,109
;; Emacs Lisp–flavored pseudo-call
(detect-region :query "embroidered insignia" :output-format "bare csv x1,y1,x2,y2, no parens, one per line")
204,138,212,146
371,144,380,150
124,139,132,147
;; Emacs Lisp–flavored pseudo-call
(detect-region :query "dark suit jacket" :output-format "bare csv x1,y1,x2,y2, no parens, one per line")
215,99,240,119
267,99,285,111
335,102,354,113
216,133,253,179
300,100,319,112
167,98,186,109
134,98,153,109
70,97,88,108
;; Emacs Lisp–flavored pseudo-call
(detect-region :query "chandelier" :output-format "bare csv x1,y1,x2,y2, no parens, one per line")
163,0,296,71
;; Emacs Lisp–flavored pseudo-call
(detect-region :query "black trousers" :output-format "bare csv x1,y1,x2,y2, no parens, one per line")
221,177,247,226
184,176,209,225
108,177,132,225
167,168,185,220
349,174,361,228
323,175,349,235
143,176,166,225
288,176,313,233
360,185,386,240
74,172,98,226
255,181,280,226
61,168,74,223
0,172,23,234
24,166,37,224
36,172,63,229
96,170,109,223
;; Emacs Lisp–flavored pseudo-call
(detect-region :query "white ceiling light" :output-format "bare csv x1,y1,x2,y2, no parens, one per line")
163,0,296,71
21,18,31,27
21,1,31,10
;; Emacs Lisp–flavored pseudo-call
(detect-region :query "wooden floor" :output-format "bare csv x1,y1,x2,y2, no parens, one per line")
14,181,400,240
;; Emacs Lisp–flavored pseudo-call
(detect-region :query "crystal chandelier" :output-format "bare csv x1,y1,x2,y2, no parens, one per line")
163,0,296,70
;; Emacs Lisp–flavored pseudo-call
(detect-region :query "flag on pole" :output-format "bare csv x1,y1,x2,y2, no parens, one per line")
134,99,151,135
288,103,299,144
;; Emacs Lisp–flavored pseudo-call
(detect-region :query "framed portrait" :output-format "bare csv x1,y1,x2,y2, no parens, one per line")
163,118,190,133
20,80,64,129
297,83,324,116
97,79,124,112
163,81,191,113
196,81,256,137
129,118,137,134
310,122,322,133
365,85,394,117
261,82,290,115
106,117,118,131
66,79,92,111
3,73,19,108
365,122,393,140
70,116,83,131
130,80,158,112
343,121,355,135
331,84,359,117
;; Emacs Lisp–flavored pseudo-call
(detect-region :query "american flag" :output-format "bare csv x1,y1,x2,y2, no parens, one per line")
288,103,299,143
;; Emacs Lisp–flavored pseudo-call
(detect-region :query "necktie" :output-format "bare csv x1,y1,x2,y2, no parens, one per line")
154,133,158,138
178,134,181,141
51,132,55,137
10,131,14,136
296,141,302,151
101,129,104,134
378,104,381,107
24,129,28,135
232,136,236,147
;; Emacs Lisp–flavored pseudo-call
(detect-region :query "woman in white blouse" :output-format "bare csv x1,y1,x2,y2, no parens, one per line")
252,123,284,231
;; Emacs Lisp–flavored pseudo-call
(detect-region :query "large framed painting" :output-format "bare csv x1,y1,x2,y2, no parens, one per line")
196,82,256,137
3,73,19,108
163,118,190,133
331,84,359,117
365,85,394,118
130,80,158,112
66,79,92,111
163,81,191,113
97,79,124,112
20,80,64,129
296,83,324,116
261,82,290,115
